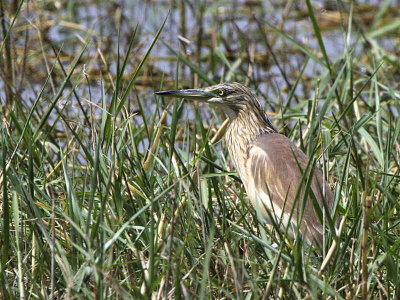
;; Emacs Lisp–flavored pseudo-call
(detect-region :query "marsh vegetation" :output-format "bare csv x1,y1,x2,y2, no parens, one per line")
1,0,400,298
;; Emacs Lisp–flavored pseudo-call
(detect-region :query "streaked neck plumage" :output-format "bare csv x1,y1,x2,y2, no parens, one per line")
224,101,276,177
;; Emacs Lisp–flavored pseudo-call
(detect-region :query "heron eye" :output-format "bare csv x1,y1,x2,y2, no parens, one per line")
218,90,224,96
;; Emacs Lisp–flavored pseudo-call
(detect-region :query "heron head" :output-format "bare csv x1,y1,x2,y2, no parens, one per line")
155,82,262,119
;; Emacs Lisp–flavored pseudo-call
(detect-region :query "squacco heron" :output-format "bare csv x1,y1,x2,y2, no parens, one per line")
156,82,333,246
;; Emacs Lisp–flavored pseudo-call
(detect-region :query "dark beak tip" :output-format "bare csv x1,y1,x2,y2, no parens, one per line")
155,91,176,98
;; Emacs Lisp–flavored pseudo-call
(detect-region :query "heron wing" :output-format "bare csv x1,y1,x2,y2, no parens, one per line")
244,133,333,244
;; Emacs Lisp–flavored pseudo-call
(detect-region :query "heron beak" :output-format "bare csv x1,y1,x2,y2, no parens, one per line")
155,88,217,103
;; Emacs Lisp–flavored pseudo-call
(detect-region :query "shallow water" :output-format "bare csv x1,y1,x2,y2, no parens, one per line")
1,0,399,120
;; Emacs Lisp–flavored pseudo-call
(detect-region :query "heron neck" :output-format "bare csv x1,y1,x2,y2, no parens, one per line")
225,108,275,174
226,108,275,148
